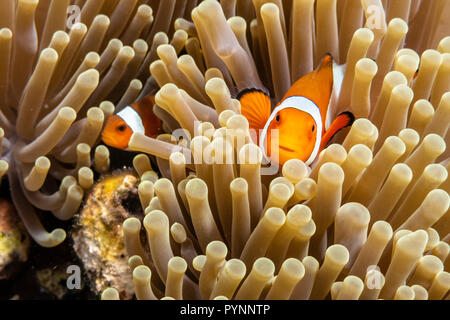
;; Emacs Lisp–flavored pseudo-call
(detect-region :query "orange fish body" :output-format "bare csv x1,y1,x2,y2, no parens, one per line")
239,55,354,166
102,95,163,150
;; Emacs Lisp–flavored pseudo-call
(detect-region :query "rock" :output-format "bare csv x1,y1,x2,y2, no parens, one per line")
71,170,145,300
35,262,85,299
0,199,30,280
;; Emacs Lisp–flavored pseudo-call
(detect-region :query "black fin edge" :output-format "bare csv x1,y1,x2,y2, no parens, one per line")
236,88,270,101
323,111,355,146
338,111,355,127
318,52,334,66
323,52,334,60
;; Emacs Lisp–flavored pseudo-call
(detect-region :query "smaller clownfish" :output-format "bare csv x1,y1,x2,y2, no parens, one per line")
238,54,354,166
101,95,164,150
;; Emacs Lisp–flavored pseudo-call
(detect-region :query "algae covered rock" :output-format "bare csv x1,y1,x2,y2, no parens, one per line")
71,170,145,299
35,262,85,299
0,199,30,280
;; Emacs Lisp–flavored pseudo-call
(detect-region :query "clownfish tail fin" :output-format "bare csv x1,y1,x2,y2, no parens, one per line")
237,88,272,130
320,111,355,149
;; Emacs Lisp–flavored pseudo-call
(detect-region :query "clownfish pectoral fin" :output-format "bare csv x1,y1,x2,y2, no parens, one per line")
320,111,355,150
237,88,272,130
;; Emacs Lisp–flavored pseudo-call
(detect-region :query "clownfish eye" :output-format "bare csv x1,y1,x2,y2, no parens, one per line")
276,114,280,122
312,125,315,132
117,125,127,132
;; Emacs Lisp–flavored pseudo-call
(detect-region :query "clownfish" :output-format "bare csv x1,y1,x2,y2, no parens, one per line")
101,95,164,150
238,54,354,166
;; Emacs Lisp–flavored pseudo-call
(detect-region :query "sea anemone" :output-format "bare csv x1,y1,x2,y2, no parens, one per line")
1,0,449,301
95,0,450,300
0,0,187,248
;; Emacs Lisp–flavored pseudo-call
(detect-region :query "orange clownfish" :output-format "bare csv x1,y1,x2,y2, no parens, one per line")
238,54,354,166
101,95,164,150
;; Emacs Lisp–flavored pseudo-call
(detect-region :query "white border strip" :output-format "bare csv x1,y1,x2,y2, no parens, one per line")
259,96,323,166
326,61,345,129
117,106,146,134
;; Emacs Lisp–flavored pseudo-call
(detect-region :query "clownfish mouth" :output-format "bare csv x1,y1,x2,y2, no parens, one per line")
279,145,296,153
101,133,114,146
102,132,127,150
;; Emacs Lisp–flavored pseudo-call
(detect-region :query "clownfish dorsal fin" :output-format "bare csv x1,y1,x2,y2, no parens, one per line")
126,94,163,138
237,88,272,130
131,94,155,117
320,111,354,150
280,54,334,127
